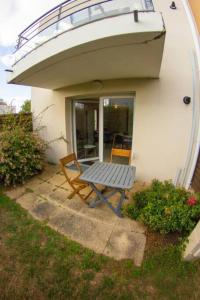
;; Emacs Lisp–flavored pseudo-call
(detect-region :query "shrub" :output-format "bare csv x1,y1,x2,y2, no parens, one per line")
0,112,32,132
124,180,200,234
0,127,46,186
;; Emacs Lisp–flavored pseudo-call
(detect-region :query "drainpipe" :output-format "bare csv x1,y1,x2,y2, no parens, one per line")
185,55,200,188
180,0,200,188
133,10,139,22
181,53,200,188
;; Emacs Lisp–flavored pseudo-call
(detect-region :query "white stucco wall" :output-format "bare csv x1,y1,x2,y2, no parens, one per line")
184,220,200,261
31,0,197,183
31,88,70,162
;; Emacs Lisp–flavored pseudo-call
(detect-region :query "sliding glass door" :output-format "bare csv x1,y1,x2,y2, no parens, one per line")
73,99,99,162
73,96,134,164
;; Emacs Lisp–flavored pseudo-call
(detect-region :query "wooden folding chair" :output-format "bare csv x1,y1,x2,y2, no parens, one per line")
60,153,93,203
110,148,132,164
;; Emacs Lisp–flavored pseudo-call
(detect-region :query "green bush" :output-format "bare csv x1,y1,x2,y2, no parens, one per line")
0,127,46,186
124,180,200,234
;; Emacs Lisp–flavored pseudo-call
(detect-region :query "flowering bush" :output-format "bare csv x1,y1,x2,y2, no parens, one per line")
186,197,198,206
124,180,200,234
0,127,46,186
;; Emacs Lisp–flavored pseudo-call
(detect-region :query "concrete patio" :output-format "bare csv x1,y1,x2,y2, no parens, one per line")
6,164,147,266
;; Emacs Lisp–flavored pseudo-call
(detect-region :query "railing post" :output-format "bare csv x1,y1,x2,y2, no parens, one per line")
16,35,22,50
88,7,92,21
56,5,62,30
144,0,154,11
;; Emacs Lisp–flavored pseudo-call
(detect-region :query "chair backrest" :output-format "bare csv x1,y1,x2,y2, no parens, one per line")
60,153,81,182
110,148,132,164
112,133,123,148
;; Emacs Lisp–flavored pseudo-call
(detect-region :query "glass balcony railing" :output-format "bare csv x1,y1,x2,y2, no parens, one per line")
12,0,154,65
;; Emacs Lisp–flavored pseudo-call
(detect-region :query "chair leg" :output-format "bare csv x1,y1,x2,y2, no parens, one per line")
77,191,87,203
68,186,85,200
68,184,92,203
77,187,93,203
68,190,76,199
83,189,93,201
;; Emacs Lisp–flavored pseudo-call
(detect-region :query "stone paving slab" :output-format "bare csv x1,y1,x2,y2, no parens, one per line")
103,226,146,266
7,163,147,265
31,200,60,221
49,190,84,212
24,177,44,190
33,181,56,197
6,185,27,200
80,204,118,225
49,210,113,254
48,189,70,205
46,173,66,187
116,217,146,234
17,192,39,211
37,164,60,181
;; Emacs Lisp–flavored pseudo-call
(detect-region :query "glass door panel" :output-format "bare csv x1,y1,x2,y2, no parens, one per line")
103,97,134,164
74,100,99,161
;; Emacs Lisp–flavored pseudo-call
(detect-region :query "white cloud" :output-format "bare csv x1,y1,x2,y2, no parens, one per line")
0,0,64,47
0,54,15,67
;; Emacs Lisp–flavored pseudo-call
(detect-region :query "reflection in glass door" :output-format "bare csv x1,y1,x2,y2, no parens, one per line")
102,97,134,164
73,100,99,162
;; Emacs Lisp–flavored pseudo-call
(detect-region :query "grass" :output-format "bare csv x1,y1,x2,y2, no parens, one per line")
0,193,200,300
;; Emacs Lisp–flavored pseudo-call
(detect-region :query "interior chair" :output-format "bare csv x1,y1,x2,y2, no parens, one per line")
111,133,132,164
112,133,124,149
60,153,93,203
110,148,132,164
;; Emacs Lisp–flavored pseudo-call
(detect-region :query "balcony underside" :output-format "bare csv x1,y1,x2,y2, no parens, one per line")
8,13,165,89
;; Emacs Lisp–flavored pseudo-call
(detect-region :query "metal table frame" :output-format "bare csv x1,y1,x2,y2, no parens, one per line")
80,162,136,217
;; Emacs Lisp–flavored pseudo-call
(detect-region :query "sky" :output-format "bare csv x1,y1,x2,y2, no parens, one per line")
0,0,63,111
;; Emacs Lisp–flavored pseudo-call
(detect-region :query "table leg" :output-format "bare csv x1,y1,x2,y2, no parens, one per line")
115,190,126,218
89,183,104,208
89,183,125,218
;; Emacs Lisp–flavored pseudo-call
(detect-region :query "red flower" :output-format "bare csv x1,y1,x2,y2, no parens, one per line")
186,197,198,206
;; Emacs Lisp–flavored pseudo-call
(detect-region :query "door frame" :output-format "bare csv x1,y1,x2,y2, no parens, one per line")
72,99,100,162
72,95,134,163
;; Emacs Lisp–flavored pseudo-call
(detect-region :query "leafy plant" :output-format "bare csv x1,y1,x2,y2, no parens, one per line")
124,180,200,234
0,112,32,132
0,105,69,187
0,123,46,186
0,114,47,186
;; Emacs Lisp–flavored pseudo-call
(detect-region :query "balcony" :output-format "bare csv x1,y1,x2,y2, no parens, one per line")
7,0,165,89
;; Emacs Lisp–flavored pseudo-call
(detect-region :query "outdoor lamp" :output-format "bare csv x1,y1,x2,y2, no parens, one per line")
170,2,177,9
183,96,191,105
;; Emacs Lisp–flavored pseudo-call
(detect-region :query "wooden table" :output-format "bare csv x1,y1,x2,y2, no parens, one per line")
80,162,136,217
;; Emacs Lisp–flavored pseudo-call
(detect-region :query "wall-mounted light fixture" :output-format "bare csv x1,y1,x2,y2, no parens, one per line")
170,1,177,9
183,96,191,105
133,10,139,22
92,80,103,89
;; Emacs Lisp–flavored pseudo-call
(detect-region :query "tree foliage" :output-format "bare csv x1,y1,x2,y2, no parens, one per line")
20,100,31,113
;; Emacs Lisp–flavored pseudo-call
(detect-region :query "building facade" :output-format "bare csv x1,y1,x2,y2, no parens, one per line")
0,99,16,114
7,0,200,188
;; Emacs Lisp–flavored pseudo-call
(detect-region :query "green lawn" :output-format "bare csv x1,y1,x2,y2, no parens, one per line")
0,193,200,300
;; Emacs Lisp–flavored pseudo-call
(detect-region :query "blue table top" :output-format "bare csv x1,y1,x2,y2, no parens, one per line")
80,162,136,189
